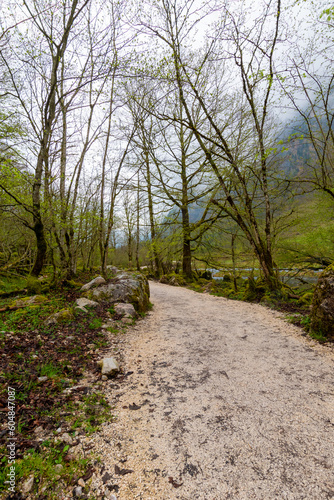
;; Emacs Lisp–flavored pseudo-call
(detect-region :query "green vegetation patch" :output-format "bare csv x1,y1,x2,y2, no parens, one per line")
0,277,121,496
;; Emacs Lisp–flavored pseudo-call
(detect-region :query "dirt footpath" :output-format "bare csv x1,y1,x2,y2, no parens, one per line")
93,282,334,500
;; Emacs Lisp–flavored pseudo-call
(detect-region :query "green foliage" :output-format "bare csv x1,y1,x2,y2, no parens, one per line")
39,362,62,378
70,392,114,435
88,317,102,329
309,329,328,343
0,445,89,496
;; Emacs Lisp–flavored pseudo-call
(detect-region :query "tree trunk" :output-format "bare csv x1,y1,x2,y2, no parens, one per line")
231,234,238,292
145,149,161,276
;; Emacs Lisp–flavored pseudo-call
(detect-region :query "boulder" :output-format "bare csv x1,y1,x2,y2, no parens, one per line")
97,357,119,376
83,271,149,312
80,276,106,292
114,302,136,318
311,264,334,340
200,270,212,280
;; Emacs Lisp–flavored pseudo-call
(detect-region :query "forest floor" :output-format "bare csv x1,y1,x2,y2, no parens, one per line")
89,281,334,500
1,277,334,499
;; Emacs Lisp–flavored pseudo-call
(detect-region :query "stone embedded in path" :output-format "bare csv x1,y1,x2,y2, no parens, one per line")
97,357,120,377
114,302,136,318
80,276,106,292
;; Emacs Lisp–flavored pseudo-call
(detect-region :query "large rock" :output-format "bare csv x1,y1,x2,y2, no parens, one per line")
83,271,149,312
80,276,106,292
311,264,334,340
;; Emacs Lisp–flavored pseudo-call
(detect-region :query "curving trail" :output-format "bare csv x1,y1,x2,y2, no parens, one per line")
97,282,334,499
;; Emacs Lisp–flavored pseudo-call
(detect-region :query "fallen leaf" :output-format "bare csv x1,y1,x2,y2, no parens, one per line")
129,403,141,410
115,464,133,475
168,476,183,488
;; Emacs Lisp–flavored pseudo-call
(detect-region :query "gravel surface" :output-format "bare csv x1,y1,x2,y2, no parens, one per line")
92,281,334,500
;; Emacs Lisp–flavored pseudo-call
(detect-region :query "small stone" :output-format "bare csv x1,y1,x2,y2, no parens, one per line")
55,464,63,471
102,375,108,381
34,426,44,435
101,323,113,329
37,376,48,383
61,432,73,444
105,492,118,500
31,354,38,359
87,343,95,349
114,302,136,317
78,478,85,487
73,486,83,497
76,297,99,308
21,475,34,493
97,357,120,376
56,427,62,433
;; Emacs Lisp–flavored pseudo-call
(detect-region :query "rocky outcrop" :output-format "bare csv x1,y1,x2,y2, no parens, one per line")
80,276,106,292
311,264,334,340
82,271,149,312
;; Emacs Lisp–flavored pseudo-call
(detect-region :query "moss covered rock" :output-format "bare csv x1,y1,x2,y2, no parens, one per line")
159,273,186,286
26,276,42,295
311,264,334,340
83,271,150,313
45,308,74,325
243,277,267,301
11,295,48,308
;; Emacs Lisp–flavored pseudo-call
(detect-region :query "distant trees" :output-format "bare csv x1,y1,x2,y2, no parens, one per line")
135,0,289,288
282,2,334,201
0,0,133,278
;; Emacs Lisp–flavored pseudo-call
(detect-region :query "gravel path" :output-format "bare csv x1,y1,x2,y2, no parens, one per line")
94,282,334,500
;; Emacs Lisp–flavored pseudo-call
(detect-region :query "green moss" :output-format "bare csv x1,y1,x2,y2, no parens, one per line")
26,276,42,295
310,264,334,340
